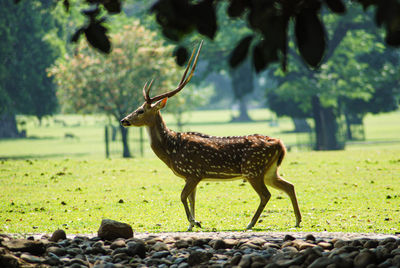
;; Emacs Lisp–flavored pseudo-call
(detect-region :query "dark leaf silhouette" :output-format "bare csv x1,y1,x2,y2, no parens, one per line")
295,9,326,68
174,46,188,66
103,0,121,14
71,27,84,43
82,6,100,17
84,22,111,53
63,0,70,12
228,0,248,18
193,0,217,39
229,35,253,68
252,42,266,73
324,0,346,14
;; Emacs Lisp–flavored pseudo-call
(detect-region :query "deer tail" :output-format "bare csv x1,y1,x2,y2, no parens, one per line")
277,139,286,167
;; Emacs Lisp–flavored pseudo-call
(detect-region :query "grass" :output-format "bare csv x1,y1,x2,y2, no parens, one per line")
1,109,400,159
0,147,399,235
0,109,399,235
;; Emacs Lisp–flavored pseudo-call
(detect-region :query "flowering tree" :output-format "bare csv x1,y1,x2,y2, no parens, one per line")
50,21,181,157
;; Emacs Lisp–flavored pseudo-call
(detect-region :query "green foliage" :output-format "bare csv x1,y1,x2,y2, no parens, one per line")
0,0,60,119
0,146,399,234
49,20,182,120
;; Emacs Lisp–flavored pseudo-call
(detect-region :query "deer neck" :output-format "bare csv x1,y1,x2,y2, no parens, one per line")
145,111,174,166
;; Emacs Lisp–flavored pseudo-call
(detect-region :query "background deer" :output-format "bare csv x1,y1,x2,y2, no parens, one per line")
121,42,301,231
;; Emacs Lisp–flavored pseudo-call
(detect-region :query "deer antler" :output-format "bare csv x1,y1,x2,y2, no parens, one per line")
143,40,203,104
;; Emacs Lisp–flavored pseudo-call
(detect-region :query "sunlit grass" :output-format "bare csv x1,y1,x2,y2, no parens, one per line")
0,146,399,234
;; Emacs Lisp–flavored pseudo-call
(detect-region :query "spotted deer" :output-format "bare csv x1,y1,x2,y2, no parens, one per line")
120,42,301,231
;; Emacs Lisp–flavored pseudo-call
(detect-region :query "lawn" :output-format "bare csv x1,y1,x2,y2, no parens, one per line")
0,148,399,234
0,109,399,235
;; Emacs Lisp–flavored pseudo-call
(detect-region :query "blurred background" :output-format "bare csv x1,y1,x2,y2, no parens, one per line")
1,0,399,160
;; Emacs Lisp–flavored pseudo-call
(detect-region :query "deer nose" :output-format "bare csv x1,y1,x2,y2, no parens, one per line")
120,119,130,126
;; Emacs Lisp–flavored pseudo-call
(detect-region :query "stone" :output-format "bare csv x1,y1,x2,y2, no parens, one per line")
283,234,296,241
2,239,46,255
223,238,239,248
187,251,212,266
318,241,333,250
308,256,334,268
0,254,20,268
209,239,226,250
364,240,379,249
49,229,67,242
305,234,316,242
152,241,169,251
230,254,242,265
334,239,348,248
47,246,67,256
110,239,126,250
20,253,45,264
97,219,133,240
127,241,146,258
175,239,190,249
354,250,377,268
237,254,252,268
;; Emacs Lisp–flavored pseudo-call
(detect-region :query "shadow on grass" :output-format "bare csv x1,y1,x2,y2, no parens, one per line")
0,136,58,142
0,152,89,160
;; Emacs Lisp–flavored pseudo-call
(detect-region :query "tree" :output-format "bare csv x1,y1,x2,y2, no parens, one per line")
53,0,400,74
267,6,400,149
49,21,183,157
0,0,60,137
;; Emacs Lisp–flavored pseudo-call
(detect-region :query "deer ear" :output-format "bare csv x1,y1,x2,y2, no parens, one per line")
153,98,168,110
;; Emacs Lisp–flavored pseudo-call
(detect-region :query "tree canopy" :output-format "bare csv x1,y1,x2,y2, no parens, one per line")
0,0,61,137
58,0,400,73
49,20,185,157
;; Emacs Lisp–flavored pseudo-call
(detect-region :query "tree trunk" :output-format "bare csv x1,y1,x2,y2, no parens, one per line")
231,97,252,122
311,96,344,150
292,118,311,133
119,125,131,158
0,113,19,138
230,60,253,122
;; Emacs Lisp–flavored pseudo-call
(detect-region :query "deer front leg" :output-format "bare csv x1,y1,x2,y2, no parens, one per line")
181,179,201,231
246,177,271,230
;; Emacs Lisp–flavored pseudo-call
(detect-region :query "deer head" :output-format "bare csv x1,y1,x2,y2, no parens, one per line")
121,41,203,127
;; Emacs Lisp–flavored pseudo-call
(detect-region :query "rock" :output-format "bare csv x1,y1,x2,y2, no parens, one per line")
238,254,252,268
110,239,126,250
224,238,239,248
127,241,146,258
0,254,20,268
209,239,226,250
318,241,333,250
49,229,67,242
175,239,190,249
47,246,67,256
2,239,46,255
283,239,315,250
364,240,379,249
306,234,316,242
97,219,133,240
230,255,242,265
283,234,296,241
20,253,45,264
187,251,212,266
308,256,334,268
354,250,377,268
152,241,169,251
334,239,348,249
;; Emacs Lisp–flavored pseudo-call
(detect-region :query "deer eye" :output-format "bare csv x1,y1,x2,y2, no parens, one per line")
137,109,144,115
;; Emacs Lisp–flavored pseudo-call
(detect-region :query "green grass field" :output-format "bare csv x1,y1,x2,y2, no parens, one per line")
0,109,399,235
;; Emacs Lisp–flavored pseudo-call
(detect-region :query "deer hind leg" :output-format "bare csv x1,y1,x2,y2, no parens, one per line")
181,178,201,231
188,187,197,220
246,177,271,230
266,171,302,227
